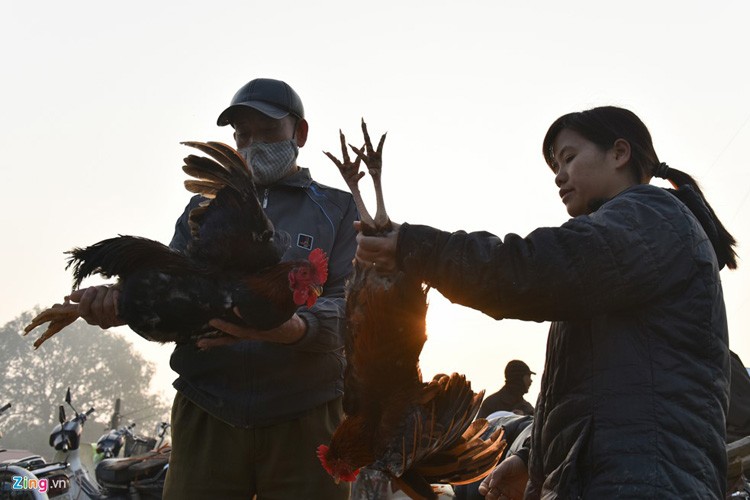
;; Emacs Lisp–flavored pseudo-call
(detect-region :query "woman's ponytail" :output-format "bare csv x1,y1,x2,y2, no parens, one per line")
653,163,738,270
544,107,738,271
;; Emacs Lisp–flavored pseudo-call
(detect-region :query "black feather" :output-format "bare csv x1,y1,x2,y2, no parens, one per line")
66,236,200,289
26,141,317,347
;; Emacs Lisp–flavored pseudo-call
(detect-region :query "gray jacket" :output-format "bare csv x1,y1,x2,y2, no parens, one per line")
396,184,729,499
169,167,358,427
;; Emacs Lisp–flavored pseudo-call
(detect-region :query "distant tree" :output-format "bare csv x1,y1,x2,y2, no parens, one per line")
0,309,170,458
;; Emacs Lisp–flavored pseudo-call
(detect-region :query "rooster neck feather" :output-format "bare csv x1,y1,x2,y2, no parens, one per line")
241,262,295,298
327,415,377,470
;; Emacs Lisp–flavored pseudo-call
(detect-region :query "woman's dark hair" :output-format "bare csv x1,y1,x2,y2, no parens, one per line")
542,106,737,270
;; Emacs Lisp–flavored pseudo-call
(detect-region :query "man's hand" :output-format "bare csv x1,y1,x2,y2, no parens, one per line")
196,313,307,349
68,286,125,329
354,220,400,272
478,454,529,500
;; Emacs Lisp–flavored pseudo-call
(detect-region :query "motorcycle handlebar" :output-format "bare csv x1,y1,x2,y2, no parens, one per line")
75,407,95,422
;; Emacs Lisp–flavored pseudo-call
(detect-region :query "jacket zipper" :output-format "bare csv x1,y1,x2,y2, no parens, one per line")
262,189,269,208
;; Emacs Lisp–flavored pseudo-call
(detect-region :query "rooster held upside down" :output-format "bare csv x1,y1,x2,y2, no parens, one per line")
317,121,506,499
24,141,328,348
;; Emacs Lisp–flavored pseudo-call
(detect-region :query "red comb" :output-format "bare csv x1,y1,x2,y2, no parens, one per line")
315,444,359,482
309,248,328,284
316,444,332,474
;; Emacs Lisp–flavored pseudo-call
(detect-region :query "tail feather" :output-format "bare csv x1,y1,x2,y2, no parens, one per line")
425,374,483,453
66,235,198,289
179,141,279,273
180,141,254,200
181,141,248,177
380,375,502,485
180,140,257,203
181,153,250,200
414,424,505,485
182,160,230,195
183,179,222,198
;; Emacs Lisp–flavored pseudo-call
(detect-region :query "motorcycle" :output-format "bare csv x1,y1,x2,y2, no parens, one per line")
2,389,168,500
150,422,171,453
1,401,67,499
91,420,169,500
95,423,136,461
48,388,168,499
96,419,171,462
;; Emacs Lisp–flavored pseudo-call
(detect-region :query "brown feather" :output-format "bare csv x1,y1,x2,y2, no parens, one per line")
183,180,220,197
318,122,506,498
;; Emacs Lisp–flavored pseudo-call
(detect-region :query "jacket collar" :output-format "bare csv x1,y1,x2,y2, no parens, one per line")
264,166,313,189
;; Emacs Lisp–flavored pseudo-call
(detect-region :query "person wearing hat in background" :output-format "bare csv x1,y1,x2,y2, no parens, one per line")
477,360,536,418
69,78,357,499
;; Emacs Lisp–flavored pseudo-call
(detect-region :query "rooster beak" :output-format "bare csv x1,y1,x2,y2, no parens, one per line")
312,284,323,297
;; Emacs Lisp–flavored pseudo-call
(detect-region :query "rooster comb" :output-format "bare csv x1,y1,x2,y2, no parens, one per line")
316,444,332,474
309,248,328,284
316,444,359,482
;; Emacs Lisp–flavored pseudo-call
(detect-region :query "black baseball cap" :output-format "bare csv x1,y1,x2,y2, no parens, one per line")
505,360,536,380
217,78,305,126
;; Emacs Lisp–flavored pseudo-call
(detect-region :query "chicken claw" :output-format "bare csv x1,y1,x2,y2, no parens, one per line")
324,129,374,227
23,300,80,349
348,118,386,181
325,129,366,188
348,119,389,230
325,120,390,232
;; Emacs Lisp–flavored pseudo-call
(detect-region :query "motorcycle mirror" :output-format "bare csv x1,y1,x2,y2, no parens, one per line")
58,405,66,424
64,387,80,415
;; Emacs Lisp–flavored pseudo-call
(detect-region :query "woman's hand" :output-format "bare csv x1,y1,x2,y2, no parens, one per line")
354,221,400,273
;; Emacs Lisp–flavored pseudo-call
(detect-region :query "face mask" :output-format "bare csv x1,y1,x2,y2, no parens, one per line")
239,140,299,186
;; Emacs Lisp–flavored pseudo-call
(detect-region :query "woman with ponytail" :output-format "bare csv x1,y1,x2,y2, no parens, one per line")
356,106,737,499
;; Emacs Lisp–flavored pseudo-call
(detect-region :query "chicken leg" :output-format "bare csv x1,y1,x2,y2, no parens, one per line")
324,119,389,234
348,119,390,233
324,130,374,228
23,299,80,349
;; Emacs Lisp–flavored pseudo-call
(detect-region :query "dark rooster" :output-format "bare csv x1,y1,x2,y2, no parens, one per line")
24,141,328,348
317,121,505,499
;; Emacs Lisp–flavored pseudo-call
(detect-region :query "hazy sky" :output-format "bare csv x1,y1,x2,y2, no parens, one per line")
2,1,749,404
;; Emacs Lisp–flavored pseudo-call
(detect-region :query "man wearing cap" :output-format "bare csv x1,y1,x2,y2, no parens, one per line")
72,78,357,499
477,360,536,418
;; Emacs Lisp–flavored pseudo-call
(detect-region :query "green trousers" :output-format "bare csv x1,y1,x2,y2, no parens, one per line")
163,392,350,500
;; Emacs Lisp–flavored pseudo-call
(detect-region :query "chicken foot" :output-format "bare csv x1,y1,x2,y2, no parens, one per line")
325,119,389,234
23,299,80,349
348,119,390,232
324,128,374,228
